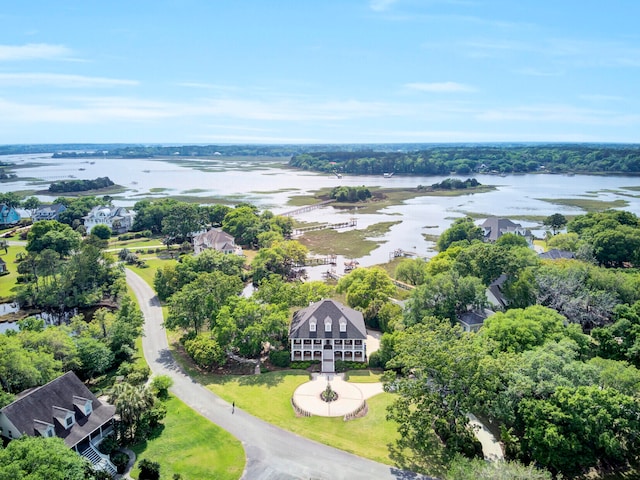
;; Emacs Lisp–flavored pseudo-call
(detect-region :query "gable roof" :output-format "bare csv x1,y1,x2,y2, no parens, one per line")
457,308,495,327
34,203,67,218
486,273,509,309
0,371,115,448
481,217,531,242
538,249,576,260
193,228,235,251
289,299,367,340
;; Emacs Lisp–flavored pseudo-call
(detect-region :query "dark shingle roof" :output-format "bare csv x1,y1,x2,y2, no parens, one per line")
457,308,495,327
289,299,367,340
538,249,576,260
0,371,115,448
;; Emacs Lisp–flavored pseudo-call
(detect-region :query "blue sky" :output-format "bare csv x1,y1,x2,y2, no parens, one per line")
1,0,639,144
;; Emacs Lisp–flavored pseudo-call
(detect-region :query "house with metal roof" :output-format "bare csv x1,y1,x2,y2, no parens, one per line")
289,299,367,373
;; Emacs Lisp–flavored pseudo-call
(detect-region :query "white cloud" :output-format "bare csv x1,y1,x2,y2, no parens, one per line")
370,0,399,12
0,73,138,87
405,81,476,93
0,43,73,61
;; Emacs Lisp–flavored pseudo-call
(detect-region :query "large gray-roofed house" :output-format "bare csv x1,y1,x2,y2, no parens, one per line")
289,299,367,373
193,228,240,255
481,217,532,244
0,371,115,453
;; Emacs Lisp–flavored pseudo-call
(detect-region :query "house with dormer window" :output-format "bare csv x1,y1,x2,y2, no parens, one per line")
0,371,117,475
289,299,367,373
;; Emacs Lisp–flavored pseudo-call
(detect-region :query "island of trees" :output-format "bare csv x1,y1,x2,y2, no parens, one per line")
48,176,115,193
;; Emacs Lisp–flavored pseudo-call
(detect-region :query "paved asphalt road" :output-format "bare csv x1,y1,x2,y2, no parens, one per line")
126,269,430,480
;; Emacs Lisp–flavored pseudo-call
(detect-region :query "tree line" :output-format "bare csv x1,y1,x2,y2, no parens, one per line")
290,144,640,175
48,176,115,193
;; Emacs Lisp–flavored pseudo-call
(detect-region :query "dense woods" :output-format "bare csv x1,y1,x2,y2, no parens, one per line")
48,176,114,193
290,144,640,175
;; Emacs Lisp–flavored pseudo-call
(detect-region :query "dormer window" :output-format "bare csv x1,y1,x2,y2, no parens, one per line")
74,396,93,416
339,320,347,332
309,321,316,332
53,406,75,429
325,320,331,332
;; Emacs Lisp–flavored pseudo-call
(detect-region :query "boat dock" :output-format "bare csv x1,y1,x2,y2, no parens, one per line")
293,218,357,236
281,199,336,217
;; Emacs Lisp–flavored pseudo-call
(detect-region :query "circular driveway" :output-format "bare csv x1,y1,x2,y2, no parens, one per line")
293,373,383,417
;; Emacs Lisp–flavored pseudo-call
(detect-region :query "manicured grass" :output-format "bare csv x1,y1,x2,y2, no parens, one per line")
130,395,245,480
201,371,399,464
0,243,26,301
163,353,400,466
128,257,178,286
344,370,384,383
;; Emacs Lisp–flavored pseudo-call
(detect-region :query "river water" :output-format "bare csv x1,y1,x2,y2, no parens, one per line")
3,153,640,276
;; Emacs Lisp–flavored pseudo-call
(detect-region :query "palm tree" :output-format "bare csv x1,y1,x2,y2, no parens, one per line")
109,382,155,441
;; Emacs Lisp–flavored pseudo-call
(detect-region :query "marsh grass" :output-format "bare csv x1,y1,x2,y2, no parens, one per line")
536,197,628,211
298,221,400,257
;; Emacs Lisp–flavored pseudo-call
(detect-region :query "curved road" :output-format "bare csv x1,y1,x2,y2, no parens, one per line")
126,269,429,480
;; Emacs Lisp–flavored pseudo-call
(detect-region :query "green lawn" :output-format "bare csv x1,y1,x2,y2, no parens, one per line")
0,243,26,301
130,395,245,480
193,368,399,465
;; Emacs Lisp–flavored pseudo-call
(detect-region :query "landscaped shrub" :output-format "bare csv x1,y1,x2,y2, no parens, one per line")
290,360,320,370
111,451,129,474
139,459,160,480
368,351,383,369
97,434,118,455
269,350,291,368
335,360,368,373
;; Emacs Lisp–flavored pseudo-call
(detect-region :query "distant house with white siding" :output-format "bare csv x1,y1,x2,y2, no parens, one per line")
83,206,135,234
33,203,67,222
192,228,241,255
481,217,532,245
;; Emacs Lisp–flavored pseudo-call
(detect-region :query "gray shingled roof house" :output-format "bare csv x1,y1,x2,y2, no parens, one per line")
289,299,367,373
481,217,532,244
192,228,240,254
33,203,67,222
538,249,576,260
0,371,116,469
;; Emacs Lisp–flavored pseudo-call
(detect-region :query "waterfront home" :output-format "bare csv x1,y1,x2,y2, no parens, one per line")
192,228,241,255
83,205,135,234
538,249,576,260
0,204,20,226
289,299,367,373
33,203,67,222
480,217,532,245
0,371,117,474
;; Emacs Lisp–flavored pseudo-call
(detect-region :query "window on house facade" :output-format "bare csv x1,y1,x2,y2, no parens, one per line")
309,321,316,332
325,321,331,332
339,321,347,332
66,415,74,427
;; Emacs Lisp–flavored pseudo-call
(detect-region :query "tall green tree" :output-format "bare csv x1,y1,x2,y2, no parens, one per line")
26,220,82,256
0,437,94,480
385,319,484,471
166,271,243,334
437,217,483,251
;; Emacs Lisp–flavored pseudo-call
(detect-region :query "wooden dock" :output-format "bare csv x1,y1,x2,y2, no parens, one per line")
281,199,336,217
293,218,357,236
